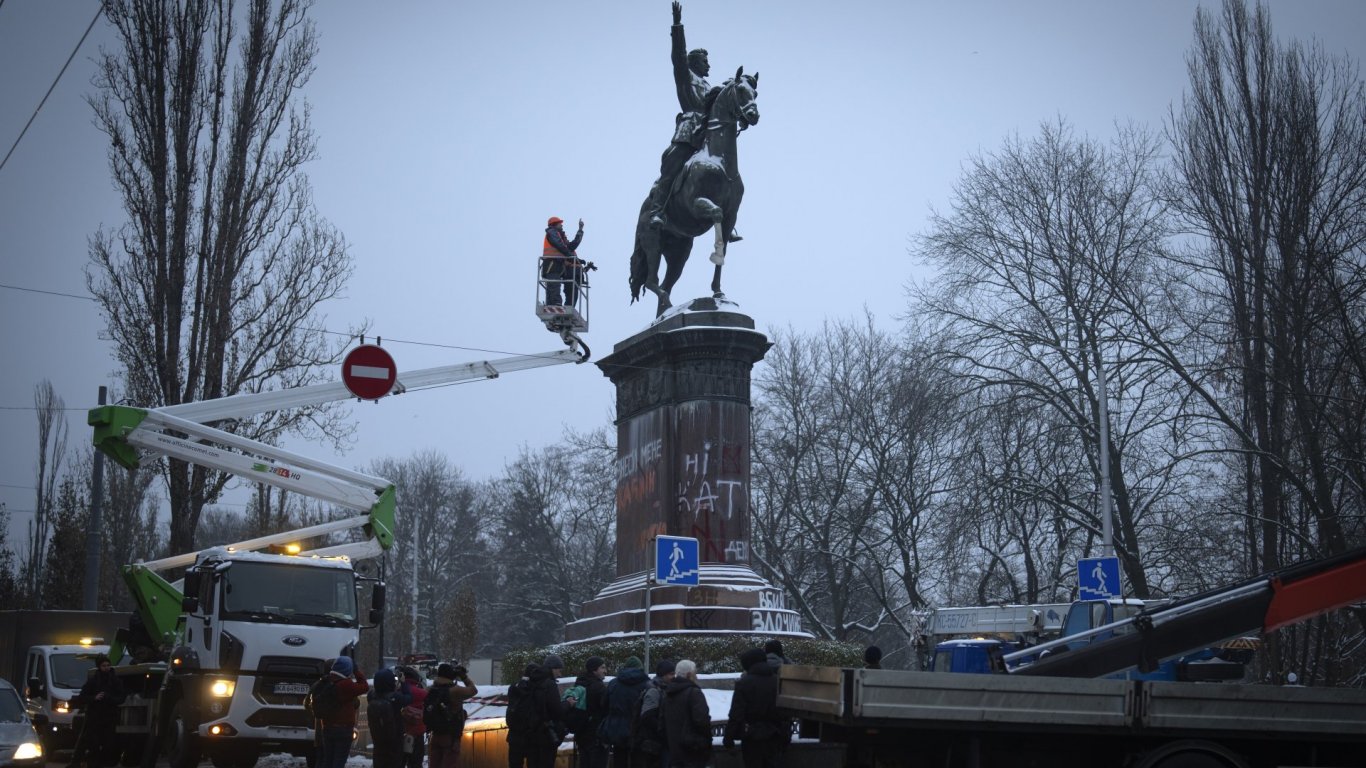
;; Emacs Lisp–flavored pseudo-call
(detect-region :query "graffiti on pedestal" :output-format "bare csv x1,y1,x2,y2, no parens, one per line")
675,399,751,565
616,409,671,576
751,609,803,633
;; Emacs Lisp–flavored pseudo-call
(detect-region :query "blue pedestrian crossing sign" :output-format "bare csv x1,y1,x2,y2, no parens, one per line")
1079,556,1121,599
655,535,700,586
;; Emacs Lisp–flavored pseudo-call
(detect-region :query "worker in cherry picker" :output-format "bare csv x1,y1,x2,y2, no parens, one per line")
542,216,595,306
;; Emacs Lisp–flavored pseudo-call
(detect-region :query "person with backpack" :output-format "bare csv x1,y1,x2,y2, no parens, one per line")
312,656,370,768
660,660,711,768
399,666,428,768
598,656,650,768
565,657,610,768
630,659,674,768
722,648,790,768
507,655,568,768
424,662,478,768
368,669,410,768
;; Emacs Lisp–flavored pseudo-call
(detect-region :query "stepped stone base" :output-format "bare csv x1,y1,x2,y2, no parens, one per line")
563,564,808,643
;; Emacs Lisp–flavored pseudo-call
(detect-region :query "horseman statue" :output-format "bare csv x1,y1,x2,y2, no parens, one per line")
631,1,759,317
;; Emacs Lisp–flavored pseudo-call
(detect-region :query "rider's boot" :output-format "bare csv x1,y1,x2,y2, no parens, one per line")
726,229,743,242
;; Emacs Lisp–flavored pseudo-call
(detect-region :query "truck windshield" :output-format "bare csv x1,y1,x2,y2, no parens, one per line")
220,562,357,627
50,653,97,689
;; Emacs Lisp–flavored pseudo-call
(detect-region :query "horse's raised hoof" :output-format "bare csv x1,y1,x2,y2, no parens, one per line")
710,251,725,266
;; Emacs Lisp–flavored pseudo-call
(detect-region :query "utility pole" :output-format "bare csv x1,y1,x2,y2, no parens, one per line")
84,386,107,609
1094,350,1114,558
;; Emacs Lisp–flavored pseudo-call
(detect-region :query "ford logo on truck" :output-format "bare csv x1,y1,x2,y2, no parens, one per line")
283,635,307,646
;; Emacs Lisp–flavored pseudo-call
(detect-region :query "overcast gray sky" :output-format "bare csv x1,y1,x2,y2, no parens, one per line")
3,1,1365,547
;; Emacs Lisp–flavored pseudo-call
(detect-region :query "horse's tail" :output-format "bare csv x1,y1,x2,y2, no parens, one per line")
629,197,652,303
629,243,644,304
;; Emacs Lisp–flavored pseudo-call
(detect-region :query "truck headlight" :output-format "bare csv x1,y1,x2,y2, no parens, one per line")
210,679,236,697
14,741,43,760
54,698,71,713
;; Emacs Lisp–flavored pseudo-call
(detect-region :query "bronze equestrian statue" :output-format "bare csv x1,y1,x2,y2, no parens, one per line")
630,2,760,317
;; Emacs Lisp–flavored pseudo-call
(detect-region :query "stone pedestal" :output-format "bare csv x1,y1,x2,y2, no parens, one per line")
564,298,807,643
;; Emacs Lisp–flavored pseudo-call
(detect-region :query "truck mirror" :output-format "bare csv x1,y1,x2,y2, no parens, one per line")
372,583,386,610
26,677,43,698
182,596,201,613
183,570,203,597
369,608,384,624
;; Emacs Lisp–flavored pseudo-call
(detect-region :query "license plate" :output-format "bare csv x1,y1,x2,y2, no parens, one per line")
273,682,310,695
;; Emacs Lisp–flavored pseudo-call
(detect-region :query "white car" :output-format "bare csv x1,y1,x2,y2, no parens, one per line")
0,679,44,768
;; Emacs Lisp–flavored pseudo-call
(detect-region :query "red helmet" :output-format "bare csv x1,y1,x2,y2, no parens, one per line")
547,216,564,227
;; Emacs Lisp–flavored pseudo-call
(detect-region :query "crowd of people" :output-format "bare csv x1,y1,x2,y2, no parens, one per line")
64,638,885,768
500,638,804,768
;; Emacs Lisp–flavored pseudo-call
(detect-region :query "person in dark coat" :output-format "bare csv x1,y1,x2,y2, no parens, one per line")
763,640,790,671
508,656,568,768
572,656,611,768
368,668,409,768
75,655,125,768
723,648,790,768
426,663,477,768
660,660,710,768
632,660,674,768
598,656,650,768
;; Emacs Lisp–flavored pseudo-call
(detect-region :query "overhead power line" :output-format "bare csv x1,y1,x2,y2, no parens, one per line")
0,4,104,175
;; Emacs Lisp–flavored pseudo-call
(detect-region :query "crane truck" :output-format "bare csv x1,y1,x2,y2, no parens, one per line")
776,545,1366,768
86,340,587,768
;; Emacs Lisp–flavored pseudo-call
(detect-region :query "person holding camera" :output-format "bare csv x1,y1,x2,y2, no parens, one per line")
425,662,477,768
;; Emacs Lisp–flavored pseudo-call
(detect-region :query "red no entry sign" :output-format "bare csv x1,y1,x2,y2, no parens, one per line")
342,344,397,400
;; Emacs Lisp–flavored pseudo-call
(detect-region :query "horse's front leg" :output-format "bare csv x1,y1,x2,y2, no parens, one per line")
692,197,726,266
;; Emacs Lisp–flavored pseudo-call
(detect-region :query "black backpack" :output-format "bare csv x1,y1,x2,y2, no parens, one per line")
505,678,537,733
366,694,402,749
422,685,465,734
305,676,341,721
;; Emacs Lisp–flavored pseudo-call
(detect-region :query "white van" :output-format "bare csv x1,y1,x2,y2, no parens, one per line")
23,640,108,748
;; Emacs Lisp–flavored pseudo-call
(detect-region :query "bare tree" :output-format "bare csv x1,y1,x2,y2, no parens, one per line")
912,120,1189,598
1165,0,1366,681
751,316,963,641
370,452,490,657
482,433,616,651
86,0,357,555
28,380,69,606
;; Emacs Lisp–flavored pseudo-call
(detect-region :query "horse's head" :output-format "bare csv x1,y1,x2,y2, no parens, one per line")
712,65,759,130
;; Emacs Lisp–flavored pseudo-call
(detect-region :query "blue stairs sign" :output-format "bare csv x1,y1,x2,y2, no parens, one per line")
655,535,700,586
1078,556,1122,599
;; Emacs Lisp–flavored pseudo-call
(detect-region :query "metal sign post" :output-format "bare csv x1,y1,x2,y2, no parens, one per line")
646,535,699,673
643,569,654,675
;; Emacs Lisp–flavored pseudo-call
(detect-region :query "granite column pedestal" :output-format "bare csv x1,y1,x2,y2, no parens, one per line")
564,299,806,643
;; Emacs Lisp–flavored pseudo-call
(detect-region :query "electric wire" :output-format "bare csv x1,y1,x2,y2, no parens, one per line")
0,4,103,175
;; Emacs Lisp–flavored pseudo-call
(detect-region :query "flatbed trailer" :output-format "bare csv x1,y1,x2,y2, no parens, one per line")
776,665,1366,767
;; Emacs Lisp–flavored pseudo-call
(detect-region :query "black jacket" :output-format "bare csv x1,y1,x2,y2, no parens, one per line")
598,666,649,747
661,677,711,764
573,671,609,740
508,664,566,746
78,668,126,724
724,660,788,745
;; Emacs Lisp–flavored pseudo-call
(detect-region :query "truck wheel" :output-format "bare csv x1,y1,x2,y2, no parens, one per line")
166,701,202,768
